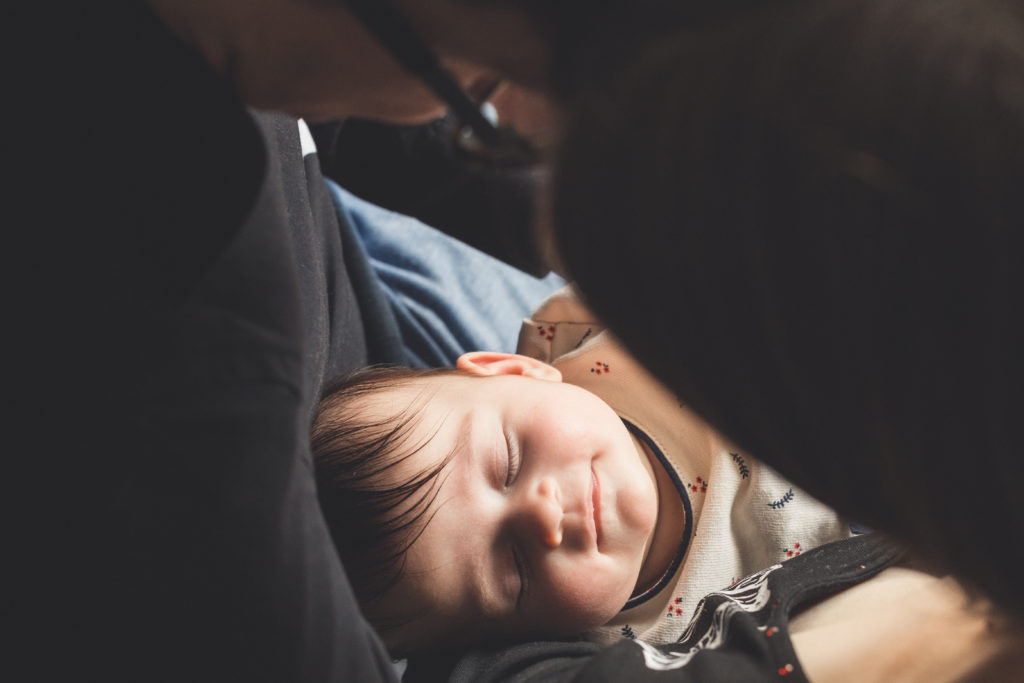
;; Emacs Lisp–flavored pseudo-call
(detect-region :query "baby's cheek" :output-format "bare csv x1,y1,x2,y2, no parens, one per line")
538,561,630,635
622,490,658,536
616,468,659,533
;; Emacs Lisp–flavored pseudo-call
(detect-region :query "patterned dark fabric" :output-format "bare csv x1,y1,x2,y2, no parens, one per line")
432,535,900,683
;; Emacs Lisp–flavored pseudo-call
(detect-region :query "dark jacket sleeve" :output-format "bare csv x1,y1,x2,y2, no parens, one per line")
6,1,398,680
432,535,900,683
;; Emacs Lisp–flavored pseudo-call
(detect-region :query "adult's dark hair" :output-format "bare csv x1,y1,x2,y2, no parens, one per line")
553,0,1024,618
464,0,774,96
312,365,465,633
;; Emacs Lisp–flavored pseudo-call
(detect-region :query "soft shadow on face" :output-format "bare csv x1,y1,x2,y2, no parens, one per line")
362,367,659,654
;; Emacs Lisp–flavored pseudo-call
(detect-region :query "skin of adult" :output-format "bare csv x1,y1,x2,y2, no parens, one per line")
550,0,1024,677
142,0,551,123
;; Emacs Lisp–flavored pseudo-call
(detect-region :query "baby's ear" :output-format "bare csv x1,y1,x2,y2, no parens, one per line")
456,351,562,382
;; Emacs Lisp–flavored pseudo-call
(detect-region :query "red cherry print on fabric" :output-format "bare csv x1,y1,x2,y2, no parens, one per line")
665,596,685,617
687,476,708,494
536,324,555,342
783,542,802,558
590,361,610,375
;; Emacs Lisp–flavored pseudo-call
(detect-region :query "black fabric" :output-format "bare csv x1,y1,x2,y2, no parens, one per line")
430,535,901,683
7,1,399,680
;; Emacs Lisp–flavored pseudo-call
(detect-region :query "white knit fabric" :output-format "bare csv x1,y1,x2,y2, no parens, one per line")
516,286,851,645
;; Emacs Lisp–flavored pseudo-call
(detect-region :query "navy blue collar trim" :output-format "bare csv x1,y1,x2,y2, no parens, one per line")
621,418,693,611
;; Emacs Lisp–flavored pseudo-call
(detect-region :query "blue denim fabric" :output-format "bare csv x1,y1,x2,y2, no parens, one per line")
325,179,566,367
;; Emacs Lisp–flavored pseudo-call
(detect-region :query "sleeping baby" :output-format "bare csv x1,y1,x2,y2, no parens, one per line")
312,286,853,657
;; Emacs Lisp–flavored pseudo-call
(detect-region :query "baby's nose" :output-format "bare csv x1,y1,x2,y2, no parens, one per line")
524,477,563,548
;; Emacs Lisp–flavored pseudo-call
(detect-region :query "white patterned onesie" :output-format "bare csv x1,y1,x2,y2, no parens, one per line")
516,286,853,645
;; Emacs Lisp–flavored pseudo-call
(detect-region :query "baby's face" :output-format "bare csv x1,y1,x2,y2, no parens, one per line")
366,356,659,653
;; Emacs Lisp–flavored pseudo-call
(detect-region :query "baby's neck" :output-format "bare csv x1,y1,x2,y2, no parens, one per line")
630,432,687,595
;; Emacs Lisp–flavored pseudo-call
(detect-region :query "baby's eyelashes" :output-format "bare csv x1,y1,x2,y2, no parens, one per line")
512,544,530,609
504,429,522,487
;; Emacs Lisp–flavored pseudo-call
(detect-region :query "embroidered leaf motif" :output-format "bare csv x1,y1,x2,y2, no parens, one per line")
573,327,593,350
767,488,795,509
730,452,750,479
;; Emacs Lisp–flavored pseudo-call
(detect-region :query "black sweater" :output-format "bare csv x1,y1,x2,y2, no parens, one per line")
430,534,900,683
7,1,400,680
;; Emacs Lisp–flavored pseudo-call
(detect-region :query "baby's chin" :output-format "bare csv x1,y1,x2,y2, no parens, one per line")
506,590,634,644
556,577,638,636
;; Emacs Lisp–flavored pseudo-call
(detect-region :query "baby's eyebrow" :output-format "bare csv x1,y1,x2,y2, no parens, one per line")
448,405,502,491
451,409,474,464
427,407,473,490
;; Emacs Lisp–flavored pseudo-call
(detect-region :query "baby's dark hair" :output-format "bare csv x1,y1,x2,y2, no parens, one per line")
312,364,468,628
